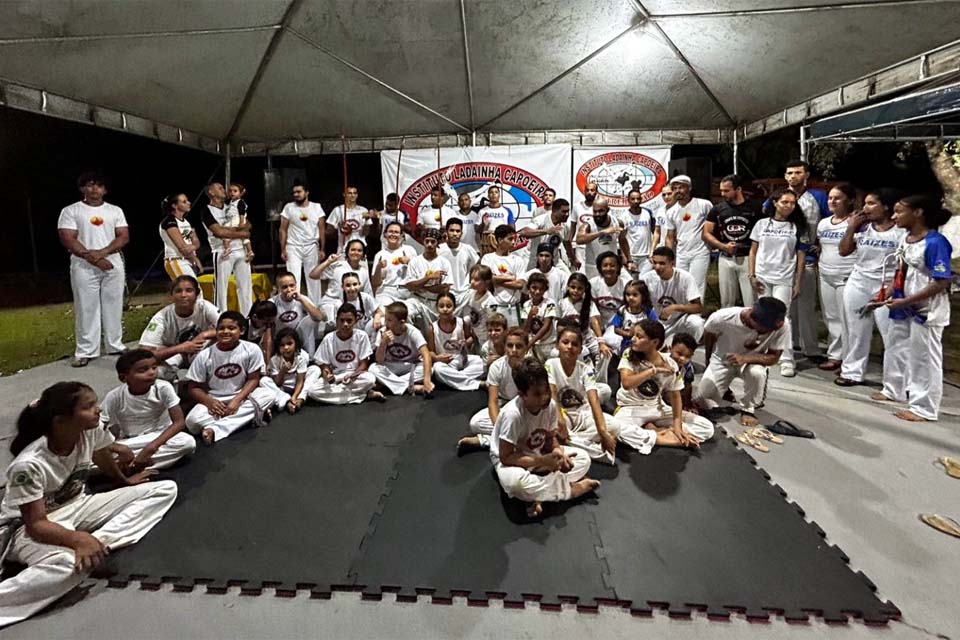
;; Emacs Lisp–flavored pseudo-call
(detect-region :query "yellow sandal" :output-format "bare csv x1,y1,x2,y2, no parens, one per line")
935,457,960,480
919,514,960,539
750,427,784,445
736,431,769,453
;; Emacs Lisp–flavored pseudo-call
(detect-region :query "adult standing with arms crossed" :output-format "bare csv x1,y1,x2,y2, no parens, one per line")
703,175,763,307
280,180,326,303
57,171,130,368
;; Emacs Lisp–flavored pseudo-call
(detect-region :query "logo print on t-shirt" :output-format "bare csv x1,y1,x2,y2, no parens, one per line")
682,212,691,222
391,257,402,266
279,310,299,323
176,326,200,344
443,339,462,351
596,295,619,310
559,387,585,409
497,264,508,274
214,363,243,379
526,428,548,453
386,343,413,360
299,212,308,221
469,308,481,324
658,296,676,307
345,219,361,231
638,378,661,398
529,316,544,333
335,350,356,364
90,216,104,226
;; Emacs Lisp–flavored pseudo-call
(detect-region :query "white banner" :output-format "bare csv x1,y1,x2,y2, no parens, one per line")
381,144,571,232
572,147,671,222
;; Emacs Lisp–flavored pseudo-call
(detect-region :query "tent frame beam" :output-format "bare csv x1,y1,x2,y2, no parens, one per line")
0,25,278,45
458,0,476,131
649,0,949,19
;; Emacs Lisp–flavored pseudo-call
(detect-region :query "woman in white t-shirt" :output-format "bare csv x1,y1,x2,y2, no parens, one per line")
371,221,417,307
310,239,373,323
159,193,203,282
0,382,176,627
815,184,858,371
748,188,808,376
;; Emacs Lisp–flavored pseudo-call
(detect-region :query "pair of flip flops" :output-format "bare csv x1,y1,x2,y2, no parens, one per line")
920,514,960,539
736,428,783,453
767,420,815,439
935,456,960,479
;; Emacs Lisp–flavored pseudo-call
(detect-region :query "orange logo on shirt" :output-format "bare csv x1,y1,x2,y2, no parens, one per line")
90,216,104,226
391,257,401,266
435,213,442,222
682,213,691,222
299,212,308,221
498,264,508,274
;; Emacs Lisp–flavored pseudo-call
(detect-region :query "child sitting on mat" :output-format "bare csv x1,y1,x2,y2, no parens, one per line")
271,271,326,354
521,272,558,363
185,311,275,445
245,300,279,363
668,332,698,411
309,303,384,404
0,382,177,627
341,271,382,339
607,279,657,354
428,292,484,391
99,349,196,471
479,313,508,371
490,359,600,518
260,328,320,414
460,328,529,453
462,264,498,348
370,302,434,397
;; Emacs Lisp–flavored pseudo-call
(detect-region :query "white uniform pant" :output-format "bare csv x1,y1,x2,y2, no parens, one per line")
818,273,849,362
677,252,710,301
614,405,716,449
184,388,274,442
695,361,768,414
905,323,944,420
286,243,321,303
756,280,795,368
260,368,322,408
433,355,485,391
531,342,556,364
718,255,754,308
789,264,821,357
562,405,651,464
841,279,909,401
663,314,705,343
630,255,654,278
294,316,323,355
116,431,196,470
307,370,376,405
404,297,439,335
213,250,252,315
495,446,590,503
374,286,408,309
601,326,624,354
369,362,424,395
469,399,506,448
0,480,177,628
70,258,126,359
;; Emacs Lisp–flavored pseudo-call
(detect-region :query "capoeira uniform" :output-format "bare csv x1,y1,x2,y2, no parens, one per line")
138,300,220,380
641,268,705,341
896,230,952,419
479,252,526,326
184,342,274,442
327,204,371,254
490,397,590,504
260,349,321,409
99,380,196,469
342,291,379,338
58,200,128,359
309,329,376,404
544,357,631,465
431,318,484,390
468,355,518,446
525,265,570,306
369,325,428,395
452,210,481,250
522,297,558,363
271,293,323,354
316,260,373,325
557,298,610,385
280,201,326,303
817,216,856,362
203,204,252,315
418,205,457,232
572,200,593,267
750,217,808,369
706,199,762,307
159,214,200,282
662,197,713,299
790,189,829,357
839,224,908,393
461,289,498,346
578,216,624,280
372,245,417,307
403,253,454,335
590,273,631,351
479,205,513,233
523,212,577,271
0,428,176,628
694,307,789,415
439,242,479,314
615,352,715,452
619,207,655,276
649,196,670,249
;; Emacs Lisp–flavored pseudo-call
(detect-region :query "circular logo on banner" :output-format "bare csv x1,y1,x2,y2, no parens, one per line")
335,350,356,364
279,310,299,323
575,152,668,208
386,343,413,360
214,363,242,379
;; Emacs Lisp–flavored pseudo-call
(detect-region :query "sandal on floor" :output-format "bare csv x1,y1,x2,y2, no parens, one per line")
870,392,895,402
919,514,960,539
935,457,960,480
768,420,815,439
736,431,769,453
834,377,861,387
750,427,784,445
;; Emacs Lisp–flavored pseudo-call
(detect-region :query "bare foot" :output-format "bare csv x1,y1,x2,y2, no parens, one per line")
202,428,215,446
570,478,601,499
895,409,929,422
366,390,386,403
526,501,543,518
411,384,425,395
739,412,759,427
870,392,894,402
655,430,683,448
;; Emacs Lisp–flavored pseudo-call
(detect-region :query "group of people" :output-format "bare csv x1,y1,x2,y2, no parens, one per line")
0,161,952,626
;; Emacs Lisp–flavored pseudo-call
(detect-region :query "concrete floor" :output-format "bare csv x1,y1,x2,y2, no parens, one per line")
1,353,958,639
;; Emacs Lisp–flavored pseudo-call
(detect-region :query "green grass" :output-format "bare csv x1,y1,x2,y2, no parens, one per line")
0,298,163,375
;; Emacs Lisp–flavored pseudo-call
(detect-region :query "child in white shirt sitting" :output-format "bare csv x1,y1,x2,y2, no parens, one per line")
309,303,384,404
260,328,321,413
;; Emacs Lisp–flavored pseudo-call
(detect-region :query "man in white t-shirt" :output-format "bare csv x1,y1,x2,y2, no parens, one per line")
327,186,374,254
520,198,578,270
641,246,704,341
663,175,713,300
417,185,457,233
452,192,481,250
478,185,514,252
438,218,479,313
201,182,253,315
139,275,219,381
403,229,454,334
57,171,130,367
576,196,633,279
571,181,598,268
279,180,326,303
694,297,789,427
619,188,656,276
479,225,527,326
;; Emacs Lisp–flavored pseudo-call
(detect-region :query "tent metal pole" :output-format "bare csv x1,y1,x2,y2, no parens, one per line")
799,125,808,161
732,128,739,173
225,142,232,189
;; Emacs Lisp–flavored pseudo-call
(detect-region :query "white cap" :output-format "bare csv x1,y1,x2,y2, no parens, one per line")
670,174,692,185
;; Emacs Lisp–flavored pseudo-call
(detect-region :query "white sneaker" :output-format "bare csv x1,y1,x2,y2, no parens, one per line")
780,364,796,378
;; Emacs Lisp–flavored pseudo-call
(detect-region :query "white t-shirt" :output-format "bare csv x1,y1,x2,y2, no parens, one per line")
186,342,265,398
450,210,481,248
280,201,326,247
619,207,655,259
57,201,127,266
489,397,559,464
479,206,513,233
525,213,576,270
406,254,454,302
749,218,804,285
319,259,372,301
462,290,498,343
545,357,599,410
373,245,417,293
376,325,427,364
817,217,857,281
139,300,220,348
271,294,318,331
328,204,371,252
578,216,623,271
418,205,456,230
899,232,953,327
159,214,197,260
704,307,790,365
616,352,682,408
438,244,479,294
268,350,311,388
521,296,558,344
525,266,570,305
641,268,700,329
1,426,114,521
850,223,907,282
558,297,601,326
480,253,526,306
315,330,373,374
431,317,469,356
379,210,407,240
100,380,180,438
663,197,713,259
201,204,232,255
487,355,519,399
342,291,378,326
589,274,631,326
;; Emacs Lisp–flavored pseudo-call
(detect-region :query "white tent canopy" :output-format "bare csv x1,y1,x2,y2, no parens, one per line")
1,0,959,154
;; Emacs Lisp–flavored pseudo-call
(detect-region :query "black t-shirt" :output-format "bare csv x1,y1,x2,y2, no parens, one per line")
705,200,763,257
